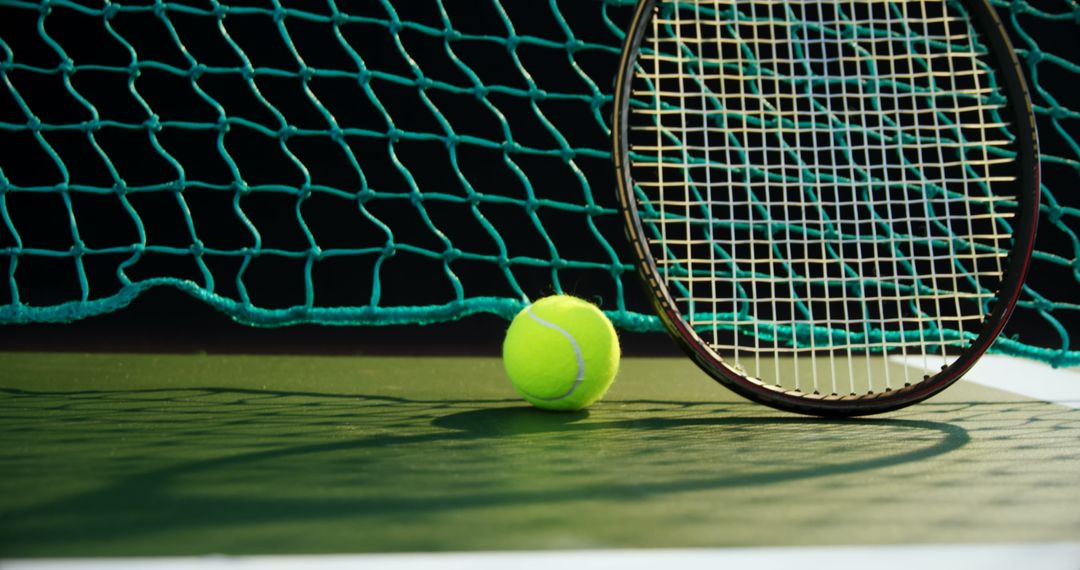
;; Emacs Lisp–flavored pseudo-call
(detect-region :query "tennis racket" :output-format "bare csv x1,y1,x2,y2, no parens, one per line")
613,0,1039,416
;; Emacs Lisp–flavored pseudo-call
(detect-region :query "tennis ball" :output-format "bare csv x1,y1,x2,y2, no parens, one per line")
502,295,620,411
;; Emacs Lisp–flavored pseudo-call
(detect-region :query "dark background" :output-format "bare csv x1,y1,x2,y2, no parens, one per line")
0,0,1074,358
0,0,680,356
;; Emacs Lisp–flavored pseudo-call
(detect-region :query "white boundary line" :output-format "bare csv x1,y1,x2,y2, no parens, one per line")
892,354,1080,409
4,543,1080,570
962,354,1080,409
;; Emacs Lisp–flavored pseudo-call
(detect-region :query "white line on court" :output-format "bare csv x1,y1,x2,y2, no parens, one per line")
4,543,1080,570
891,354,1080,409
889,354,1080,408
962,355,1080,409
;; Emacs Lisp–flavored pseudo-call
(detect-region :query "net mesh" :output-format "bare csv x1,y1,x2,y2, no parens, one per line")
0,0,1076,367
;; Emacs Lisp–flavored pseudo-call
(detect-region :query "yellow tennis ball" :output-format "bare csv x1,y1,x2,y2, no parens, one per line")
502,295,620,411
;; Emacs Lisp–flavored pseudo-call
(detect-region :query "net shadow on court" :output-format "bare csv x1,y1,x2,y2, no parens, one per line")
2,383,1078,556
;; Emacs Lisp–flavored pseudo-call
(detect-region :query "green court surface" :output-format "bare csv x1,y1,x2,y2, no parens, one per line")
1,352,1079,558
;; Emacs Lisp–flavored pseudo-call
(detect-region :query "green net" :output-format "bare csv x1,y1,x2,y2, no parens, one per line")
0,0,1076,367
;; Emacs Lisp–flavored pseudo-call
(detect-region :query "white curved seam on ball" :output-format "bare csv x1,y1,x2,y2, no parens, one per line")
521,306,586,401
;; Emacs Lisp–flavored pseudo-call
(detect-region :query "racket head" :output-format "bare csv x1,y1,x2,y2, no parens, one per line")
613,0,1039,416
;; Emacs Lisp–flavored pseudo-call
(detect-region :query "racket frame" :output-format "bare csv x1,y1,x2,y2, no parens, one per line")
612,0,1040,416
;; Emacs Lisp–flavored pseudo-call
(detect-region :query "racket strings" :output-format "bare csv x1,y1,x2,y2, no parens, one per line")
628,0,1018,396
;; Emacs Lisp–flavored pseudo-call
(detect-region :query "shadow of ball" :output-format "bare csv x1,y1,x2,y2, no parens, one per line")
433,407,590,435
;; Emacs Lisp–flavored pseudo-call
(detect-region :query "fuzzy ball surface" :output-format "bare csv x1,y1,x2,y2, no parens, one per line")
502,295,621,411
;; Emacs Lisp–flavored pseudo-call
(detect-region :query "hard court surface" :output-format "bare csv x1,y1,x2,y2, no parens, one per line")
1,352,1079,558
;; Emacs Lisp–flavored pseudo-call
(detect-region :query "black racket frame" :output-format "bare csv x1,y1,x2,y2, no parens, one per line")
612,0,1040,416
